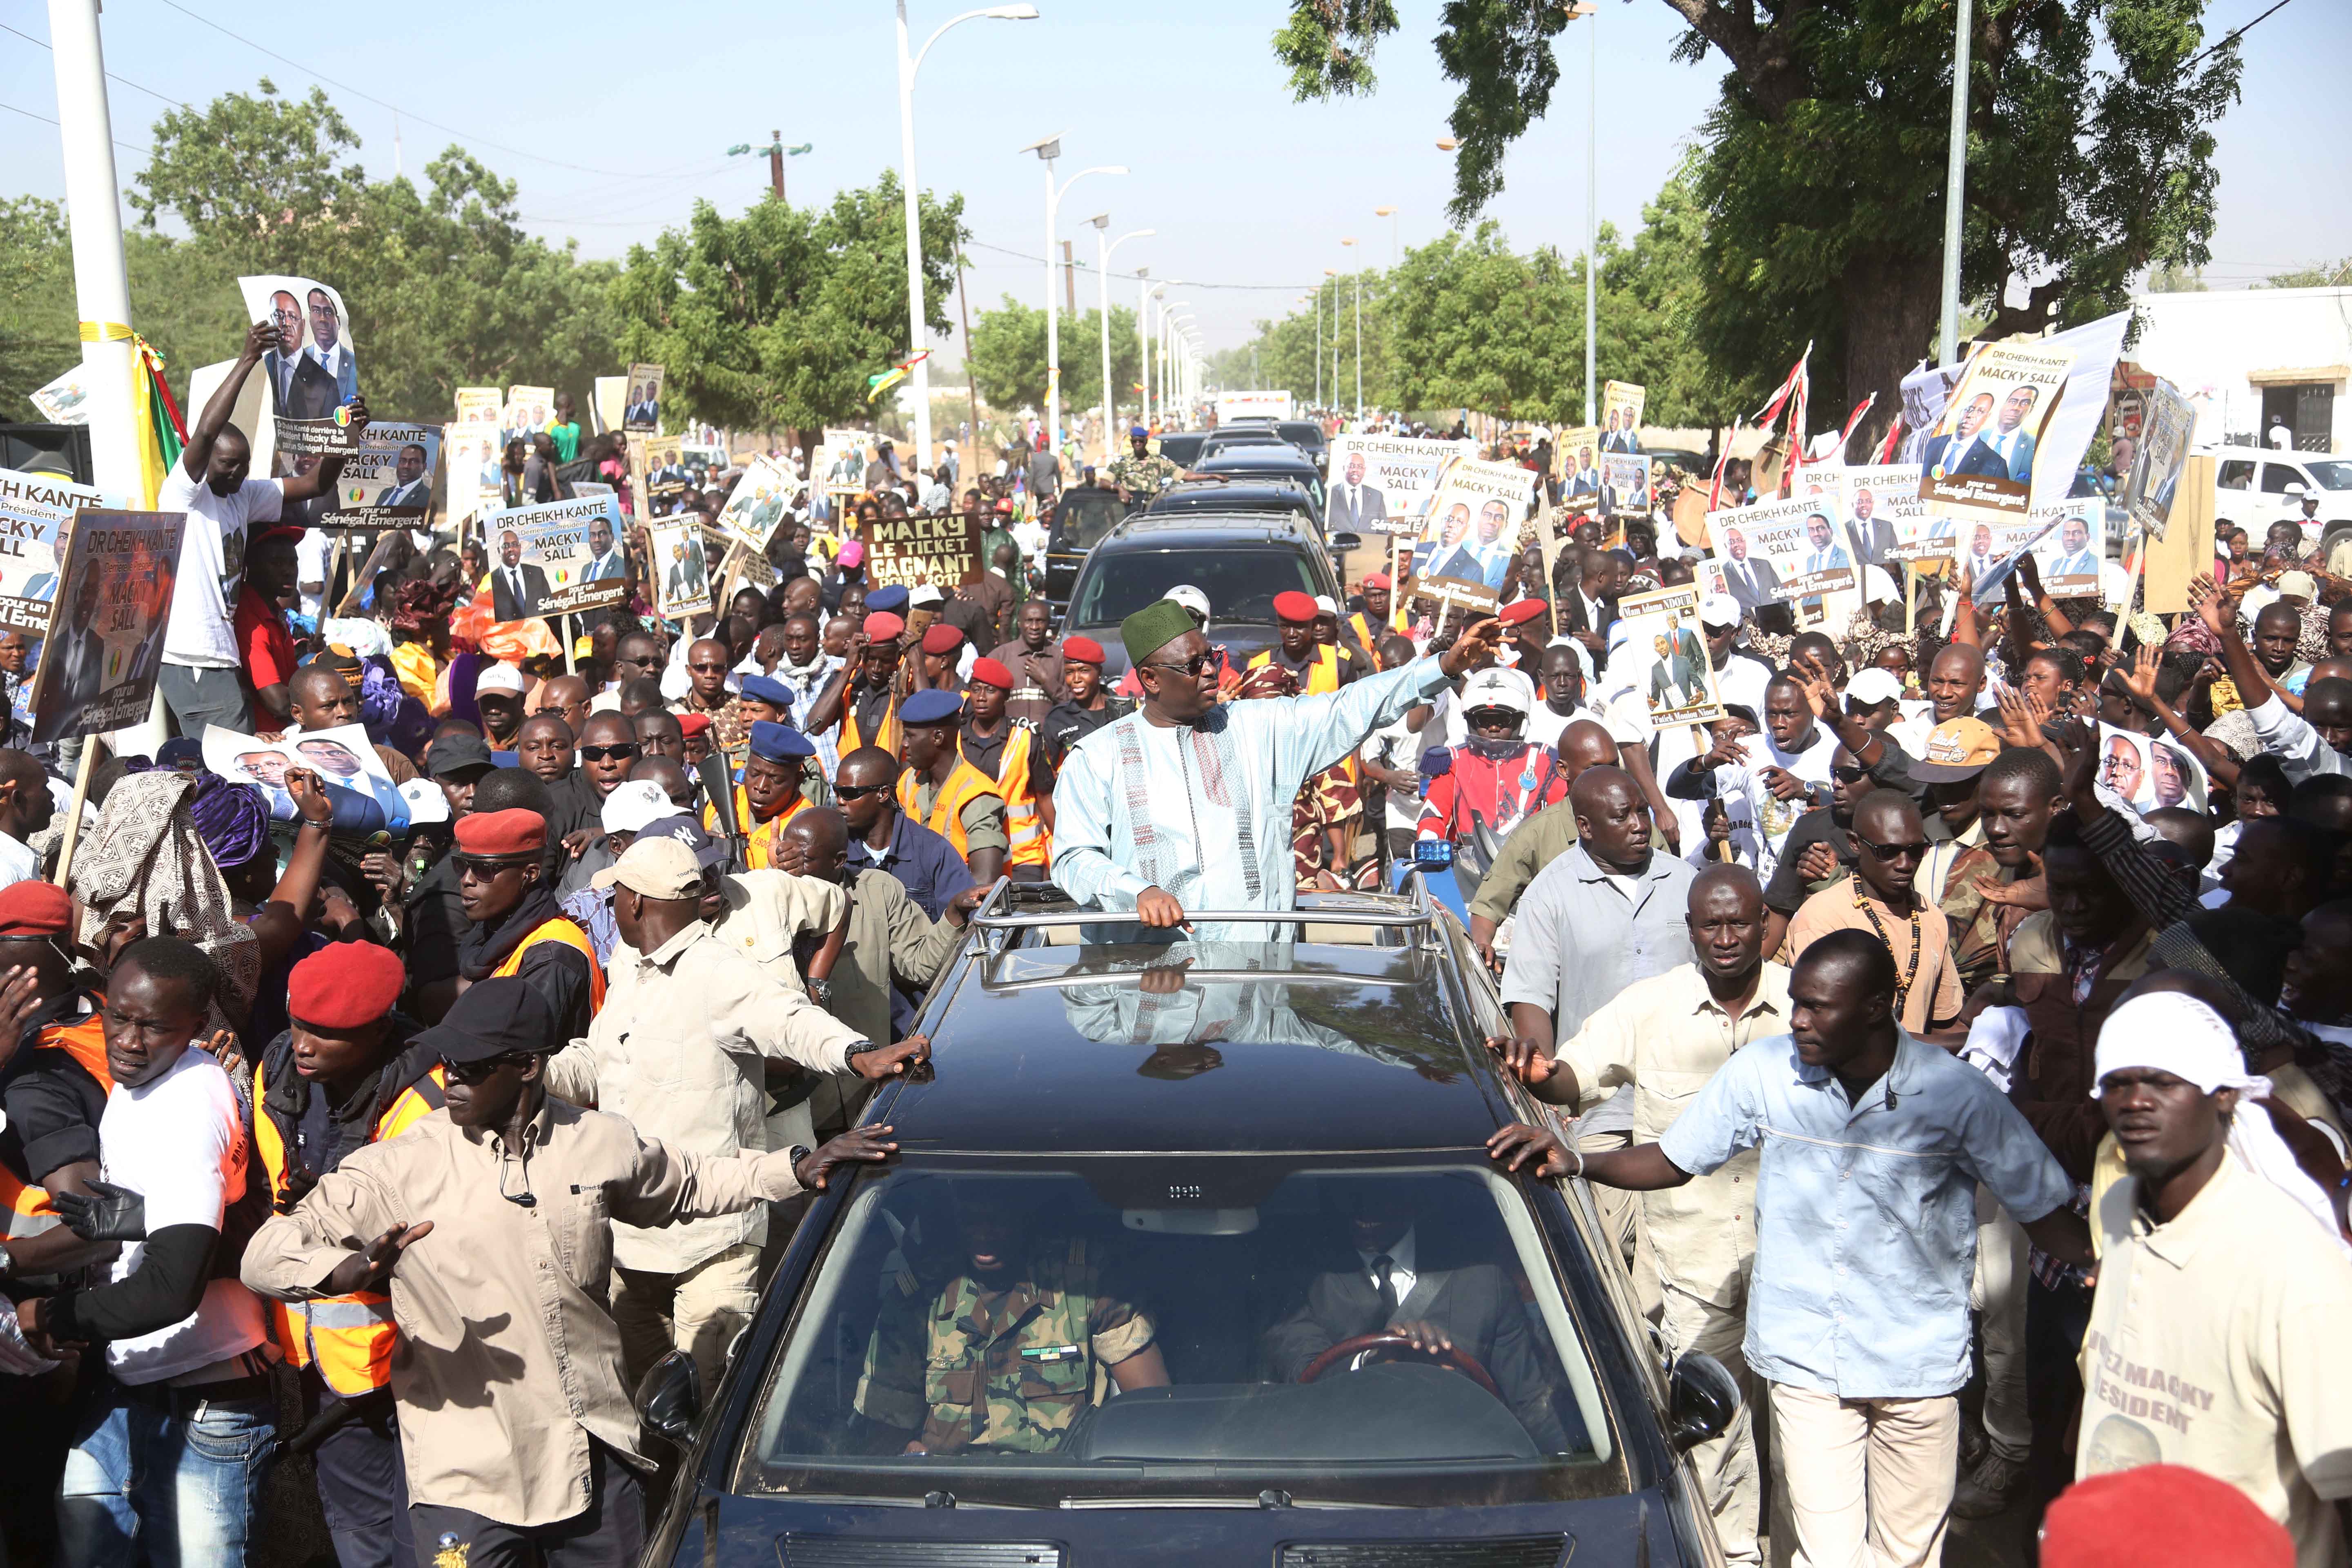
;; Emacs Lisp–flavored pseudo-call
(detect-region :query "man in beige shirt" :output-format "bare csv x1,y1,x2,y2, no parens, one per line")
1497,863,1789,1566
544,835,929,1397
1782,788,1964,1037
242,976,897,1568
2080,989,2352,1568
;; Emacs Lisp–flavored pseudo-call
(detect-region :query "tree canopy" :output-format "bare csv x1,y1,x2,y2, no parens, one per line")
967,294,1141,421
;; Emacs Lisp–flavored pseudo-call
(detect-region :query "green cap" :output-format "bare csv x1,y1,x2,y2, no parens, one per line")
1120,599,1196,667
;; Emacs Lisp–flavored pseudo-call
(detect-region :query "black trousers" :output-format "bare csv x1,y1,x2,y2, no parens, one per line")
408,1439,644,1568
307,1374,411,1568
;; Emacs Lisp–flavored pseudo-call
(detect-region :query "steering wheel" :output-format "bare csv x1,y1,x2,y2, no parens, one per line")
1298,1332,1501,1399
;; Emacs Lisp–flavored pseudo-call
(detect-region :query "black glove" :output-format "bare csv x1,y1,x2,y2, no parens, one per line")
51,1179,145,1242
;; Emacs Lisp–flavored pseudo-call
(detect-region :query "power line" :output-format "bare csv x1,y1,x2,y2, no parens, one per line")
960,237,1318,292
2189,0,2295,68
0,20,191,110
0,97,154,160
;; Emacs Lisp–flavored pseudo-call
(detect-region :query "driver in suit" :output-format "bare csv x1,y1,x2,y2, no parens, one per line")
1263,1183,1570,1450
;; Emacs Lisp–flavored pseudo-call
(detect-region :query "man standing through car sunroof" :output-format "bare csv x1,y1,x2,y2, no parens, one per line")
855,1193,1169,1454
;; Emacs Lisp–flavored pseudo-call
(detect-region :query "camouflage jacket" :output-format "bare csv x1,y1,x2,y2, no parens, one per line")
1106,452,1183,501
855,1241,1154,1454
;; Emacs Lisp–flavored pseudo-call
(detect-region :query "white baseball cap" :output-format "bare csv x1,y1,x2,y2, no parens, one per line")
1699,593,1742,630
1845,667,1905,708
1163,584,1211,623
908,584,945,608
475,662,528,696
1459,666,1535,715
1313,594,1339,617
600,778,674,835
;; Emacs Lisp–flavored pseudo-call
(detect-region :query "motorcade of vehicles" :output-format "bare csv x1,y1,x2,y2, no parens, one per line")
1155,432,1210,469
637,878,1742,1568
2203,444,2352,562
1042,484,1130,614
1143,477,1324,536
1188,447,1328,522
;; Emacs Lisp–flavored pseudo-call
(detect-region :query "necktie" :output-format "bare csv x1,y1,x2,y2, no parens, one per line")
1372,1254,1399,1321
510,568,523,604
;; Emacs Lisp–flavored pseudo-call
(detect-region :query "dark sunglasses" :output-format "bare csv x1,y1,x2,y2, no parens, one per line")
580,743,642,762
688,661,731,673
833,782,890,801
445,1052,533,1085
454,855,532,878
1147,653,1217,679
1831,765,1872,784
1855,833,1929,863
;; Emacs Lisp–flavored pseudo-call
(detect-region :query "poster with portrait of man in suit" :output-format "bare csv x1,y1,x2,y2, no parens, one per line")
649,517,714,622
1599,452,1652,519
1915,341,2074,524
2121,379,2196,542
501,386,555,451
1411,456,1536,604
1323,434,1475,537
238,275,362,459
483,493,629,621
0,465,102,638
2027,498,2108,598
1600,381,1646,454
28,509,183,744
1706,495,1857,606
1842,464,1936,566
322,423,440,532
445,388,503,531
1617,582,1724,732
200,720,414,834
713,453,799,553
624,363,665,433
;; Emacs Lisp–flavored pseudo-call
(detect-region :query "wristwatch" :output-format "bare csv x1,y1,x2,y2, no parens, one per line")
843,1037,880,1057
806,977,833,1004
788,1144,815,1187
0,1240,14,1278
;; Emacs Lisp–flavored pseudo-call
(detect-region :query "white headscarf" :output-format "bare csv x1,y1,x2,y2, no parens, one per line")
2093,991,2347,1251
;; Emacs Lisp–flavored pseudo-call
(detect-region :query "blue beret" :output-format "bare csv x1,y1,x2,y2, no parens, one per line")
899,688,964,726
748,720,815,762
739,673,793,707
864,583,911,615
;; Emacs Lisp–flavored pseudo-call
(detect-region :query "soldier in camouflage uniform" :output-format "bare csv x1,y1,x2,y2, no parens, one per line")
855,1197,1167,1453
1106,425,1184,508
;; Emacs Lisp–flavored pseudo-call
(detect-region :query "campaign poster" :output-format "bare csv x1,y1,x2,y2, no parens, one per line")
864,509,989,593
624,363,665,433
323,422,439,532
1960,514,2065,605
1323,434,1477,537
28,365,89,425
1844,464,1932,566
1600,380,1647,456
1706,495,1857,609
1916,341,2075,523
1599,452,1653,519
591,375,626,437
1616,582,1723,733
648,517,713,621
501,385,554,450
2121,379,2196,542
237,275,361,458
1412,457,1536,597
443,388,503,530
2094,721,2208,815
28,508,183,743
2027,498,2106,598
1555,425,1603,498
1895,360,1966,467
481,494,629,620
712,454,797,553
0,466,100,636
201,722,412,835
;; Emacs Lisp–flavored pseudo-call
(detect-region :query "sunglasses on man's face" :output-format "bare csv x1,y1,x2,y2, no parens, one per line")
833,782,890,801
445,1053,533,1085
580,743,641,763
1147,653,1217,680
688,661,731,673
1831,765,1872,785
454,855,530,879
1854,833,1929,863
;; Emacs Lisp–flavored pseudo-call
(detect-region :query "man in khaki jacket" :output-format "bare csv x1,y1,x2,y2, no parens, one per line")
243,977,897,1568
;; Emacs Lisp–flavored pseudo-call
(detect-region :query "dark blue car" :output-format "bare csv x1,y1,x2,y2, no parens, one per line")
636,879,1738,1567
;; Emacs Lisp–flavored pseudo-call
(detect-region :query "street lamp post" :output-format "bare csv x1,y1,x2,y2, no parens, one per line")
898,2,1039,477
1323,270,1340,416
1169,304,1192,423
1024,139,1125,459
1312,286,1323,409
1375,205,1398,267
1938,0,1973,366
1340,238,1362,422
1139,274,1159,430
1096,221,1153,444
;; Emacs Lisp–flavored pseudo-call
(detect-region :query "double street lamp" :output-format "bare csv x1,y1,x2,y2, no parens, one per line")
1091,218,1154,440
897,2,1039,475
1022,135,1125,457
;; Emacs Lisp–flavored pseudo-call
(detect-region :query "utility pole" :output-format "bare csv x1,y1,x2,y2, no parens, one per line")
47,0,137,503
768,129,784,202
1062,239,1077,317
1939,0,1973,366
956,249,980,454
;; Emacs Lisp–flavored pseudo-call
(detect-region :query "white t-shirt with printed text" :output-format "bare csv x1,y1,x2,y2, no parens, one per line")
158,464,283,669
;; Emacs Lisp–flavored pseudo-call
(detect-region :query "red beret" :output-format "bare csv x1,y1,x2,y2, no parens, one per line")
1361,572,1391,590
921,624,964,656
287,942,406,1032
863,611,906,641
454,808,546,858
2041,1466,2290,1568
1062,635,1105,664
676,712,713,739
1273,590,1317,623
1499,597,1548,627
969,656,1014,689
0,880,71,937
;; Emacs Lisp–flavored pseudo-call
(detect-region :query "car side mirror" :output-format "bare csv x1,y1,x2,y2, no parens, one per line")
1665,1351,1740,1452
1330,532,1363,554
635,1348,702,1449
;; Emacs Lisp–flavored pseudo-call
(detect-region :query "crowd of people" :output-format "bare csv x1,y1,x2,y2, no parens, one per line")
0,345,2346,1568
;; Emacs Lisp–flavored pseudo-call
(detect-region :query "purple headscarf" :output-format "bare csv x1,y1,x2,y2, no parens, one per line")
187,771,271,870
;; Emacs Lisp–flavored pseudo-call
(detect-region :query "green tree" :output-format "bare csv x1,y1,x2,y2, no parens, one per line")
1271,0,2243,447
608,173,964,436
967,296,1141,421
2265,258,2352,289
0,198,78,414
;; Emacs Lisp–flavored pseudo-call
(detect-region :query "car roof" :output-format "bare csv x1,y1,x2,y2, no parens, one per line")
1147,479,1314,511
1194,447,1318,473
878,897,1516,1155
1092,510,1325,550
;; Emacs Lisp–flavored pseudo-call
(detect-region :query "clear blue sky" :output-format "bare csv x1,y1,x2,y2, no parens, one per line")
5,0,2344,365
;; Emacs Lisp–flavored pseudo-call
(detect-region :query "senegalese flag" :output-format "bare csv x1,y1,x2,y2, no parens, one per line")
80,321,188,508
866,349,931,403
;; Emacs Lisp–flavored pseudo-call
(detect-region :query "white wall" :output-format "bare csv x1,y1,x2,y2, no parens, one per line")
2128,287,2352,451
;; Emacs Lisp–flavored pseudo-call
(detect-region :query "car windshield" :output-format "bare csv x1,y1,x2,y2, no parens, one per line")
2306,460,2352,491
1053,491,1126,552
1070,546,1320,628
734,1158,1617,1507
1157,434,1207,467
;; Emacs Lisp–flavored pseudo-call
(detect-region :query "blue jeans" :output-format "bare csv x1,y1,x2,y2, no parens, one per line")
56,1379,276,1568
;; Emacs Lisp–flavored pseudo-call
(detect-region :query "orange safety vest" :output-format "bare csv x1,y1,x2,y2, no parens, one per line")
254,1065,447,1395
840,694,901,759
961,725,1049,870
1248,644,1341,694
491,917,608,1016
706,783,811,869
0,1004,111,1241
896,760,1006,863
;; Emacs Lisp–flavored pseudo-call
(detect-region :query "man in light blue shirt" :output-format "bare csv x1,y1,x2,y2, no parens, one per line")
1490,930,2088,1568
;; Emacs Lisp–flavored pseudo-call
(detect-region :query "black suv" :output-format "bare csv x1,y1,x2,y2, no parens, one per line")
1056,512,1346,679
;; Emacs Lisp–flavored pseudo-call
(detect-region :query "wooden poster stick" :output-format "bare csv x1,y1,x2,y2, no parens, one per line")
51,736,97,890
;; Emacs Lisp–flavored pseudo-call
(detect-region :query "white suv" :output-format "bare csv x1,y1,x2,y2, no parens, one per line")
2204,445,2352,563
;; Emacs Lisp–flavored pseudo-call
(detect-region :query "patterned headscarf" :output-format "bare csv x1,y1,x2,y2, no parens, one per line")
390,577,457,635
71,769,260,1029
1235,662,1297,701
